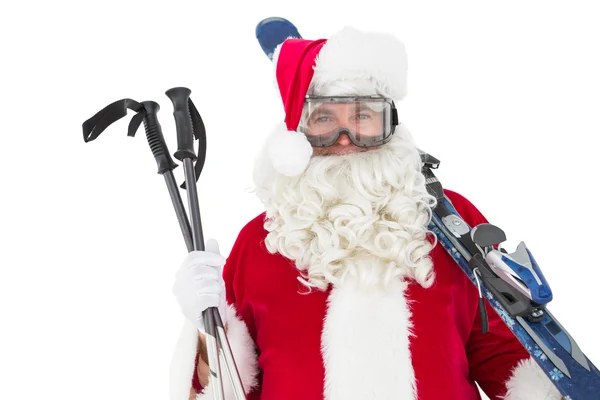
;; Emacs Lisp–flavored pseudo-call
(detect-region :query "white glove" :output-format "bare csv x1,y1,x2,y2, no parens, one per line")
172,238,227,332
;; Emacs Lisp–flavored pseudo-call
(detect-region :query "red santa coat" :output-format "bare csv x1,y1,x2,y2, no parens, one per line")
172,190,559,400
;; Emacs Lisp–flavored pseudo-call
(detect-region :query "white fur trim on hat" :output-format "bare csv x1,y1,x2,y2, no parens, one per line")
272,27,408,99
266,122,313,177
313,27,408,99
503,357,562,400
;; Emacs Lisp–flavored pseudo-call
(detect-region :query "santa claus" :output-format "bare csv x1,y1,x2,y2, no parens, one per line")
170,27,562,400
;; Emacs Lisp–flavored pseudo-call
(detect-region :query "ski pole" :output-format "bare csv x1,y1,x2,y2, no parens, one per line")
165,87,246,400
139,101,194,252
82,99,194,252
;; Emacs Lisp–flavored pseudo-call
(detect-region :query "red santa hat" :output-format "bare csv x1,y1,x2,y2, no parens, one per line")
266,27,409,176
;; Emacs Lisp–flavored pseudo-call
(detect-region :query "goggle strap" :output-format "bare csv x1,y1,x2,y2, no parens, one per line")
391,107,398,126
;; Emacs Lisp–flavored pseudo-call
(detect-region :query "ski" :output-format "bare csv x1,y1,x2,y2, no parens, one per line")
421,153,600,399
255,17,301,60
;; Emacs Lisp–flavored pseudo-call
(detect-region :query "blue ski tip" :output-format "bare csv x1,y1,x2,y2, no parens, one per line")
256,17,302,60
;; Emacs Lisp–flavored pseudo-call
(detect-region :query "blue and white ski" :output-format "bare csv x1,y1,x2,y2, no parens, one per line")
421,154,600,399
255,17,301,60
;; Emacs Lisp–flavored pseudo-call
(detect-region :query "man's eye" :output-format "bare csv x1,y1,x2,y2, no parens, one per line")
356,113,371,120
315,116,331,123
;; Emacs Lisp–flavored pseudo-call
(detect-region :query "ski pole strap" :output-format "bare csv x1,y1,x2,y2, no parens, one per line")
183,98,207,190
82,98,178,175
165,87,207,189
82,98,143,142
472,268,489,334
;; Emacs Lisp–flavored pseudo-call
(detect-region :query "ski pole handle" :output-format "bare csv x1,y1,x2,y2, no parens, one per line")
165,87,196,162
140,101,178,174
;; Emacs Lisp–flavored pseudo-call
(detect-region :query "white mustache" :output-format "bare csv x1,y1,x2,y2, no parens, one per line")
252,124,438,291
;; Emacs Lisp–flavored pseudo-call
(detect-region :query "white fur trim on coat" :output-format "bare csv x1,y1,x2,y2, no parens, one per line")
169,306,259,400
170,318,201,400
266,122,313,177
503,357,562,400
321,278,416,400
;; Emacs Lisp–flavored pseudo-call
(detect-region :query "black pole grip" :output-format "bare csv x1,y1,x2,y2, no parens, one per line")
165,87,196,161
140,101,178,174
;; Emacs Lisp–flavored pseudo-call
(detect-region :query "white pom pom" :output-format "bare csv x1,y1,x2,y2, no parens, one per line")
267,123,313,177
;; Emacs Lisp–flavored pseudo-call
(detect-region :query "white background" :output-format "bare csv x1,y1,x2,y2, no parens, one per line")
1,1,599,399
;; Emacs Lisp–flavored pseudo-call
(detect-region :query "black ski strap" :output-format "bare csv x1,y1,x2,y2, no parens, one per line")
82,98,178,175
82,99,143,142
181,98,206,190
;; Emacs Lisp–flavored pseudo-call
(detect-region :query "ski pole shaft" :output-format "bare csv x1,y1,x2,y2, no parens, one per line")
204,306,225,399
182,157,205,251
163,172,193,252
213,308,246,398
140,101,193,252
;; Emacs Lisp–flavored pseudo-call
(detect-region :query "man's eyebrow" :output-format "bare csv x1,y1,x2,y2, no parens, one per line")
356,103,374,111
312,107,334,116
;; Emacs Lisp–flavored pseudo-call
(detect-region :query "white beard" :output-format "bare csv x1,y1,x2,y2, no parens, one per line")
252,124,438,290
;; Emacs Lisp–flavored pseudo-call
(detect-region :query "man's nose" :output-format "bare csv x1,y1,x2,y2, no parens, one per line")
336,129,352,146
336,133,352,146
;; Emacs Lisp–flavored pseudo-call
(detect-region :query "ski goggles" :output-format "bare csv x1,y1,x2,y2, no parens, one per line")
297,96,399,147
